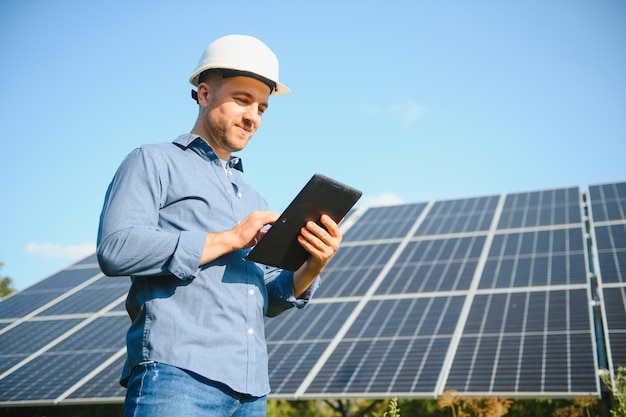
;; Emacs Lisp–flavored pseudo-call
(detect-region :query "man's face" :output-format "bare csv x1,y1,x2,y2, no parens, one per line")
200,76,270,160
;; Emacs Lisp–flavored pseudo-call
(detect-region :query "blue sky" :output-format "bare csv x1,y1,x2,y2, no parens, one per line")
1,0,625,291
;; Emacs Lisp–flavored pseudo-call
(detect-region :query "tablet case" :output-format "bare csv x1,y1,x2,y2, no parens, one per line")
246,173,362,271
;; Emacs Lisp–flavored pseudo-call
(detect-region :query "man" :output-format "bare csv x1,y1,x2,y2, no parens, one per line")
97,34,342,417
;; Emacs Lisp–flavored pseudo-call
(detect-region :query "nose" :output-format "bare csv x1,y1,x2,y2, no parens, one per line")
242,104,262,129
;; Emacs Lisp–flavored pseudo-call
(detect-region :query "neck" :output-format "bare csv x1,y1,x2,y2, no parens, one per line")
190,122,230,161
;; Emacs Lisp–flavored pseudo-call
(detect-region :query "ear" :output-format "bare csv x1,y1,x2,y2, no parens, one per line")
196,82,212,107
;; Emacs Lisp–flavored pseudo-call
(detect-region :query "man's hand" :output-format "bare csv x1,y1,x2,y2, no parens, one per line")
293,214,342,297
200,211,279,266
231,211,280,249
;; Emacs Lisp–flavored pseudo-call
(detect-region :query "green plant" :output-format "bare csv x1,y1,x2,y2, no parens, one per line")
572,396,598,417
437,390,512,417
438,390,460,417
383,397,401,417
600,367,626,417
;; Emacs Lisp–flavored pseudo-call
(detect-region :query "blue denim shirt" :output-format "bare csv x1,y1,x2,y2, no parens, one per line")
97,134,319,396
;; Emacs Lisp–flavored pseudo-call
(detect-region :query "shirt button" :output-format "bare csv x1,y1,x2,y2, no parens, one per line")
237,192,242,199
248,289,254,295
247,328,254,335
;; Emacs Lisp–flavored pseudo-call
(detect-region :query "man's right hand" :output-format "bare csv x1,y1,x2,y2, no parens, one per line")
231,211,280,249
199,211,279,266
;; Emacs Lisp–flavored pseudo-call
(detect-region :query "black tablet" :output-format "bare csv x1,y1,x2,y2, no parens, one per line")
246,173,362,271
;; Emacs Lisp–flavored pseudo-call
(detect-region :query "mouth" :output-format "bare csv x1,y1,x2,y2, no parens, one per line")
235,123,256,138
235,123,251,133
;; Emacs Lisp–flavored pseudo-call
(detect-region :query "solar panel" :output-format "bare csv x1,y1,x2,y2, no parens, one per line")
316,243,400,298
309,295,463,396
379,236,485,294
497,187,581,228
445,289,597,394
66,354,128,401
416,196,498,235
0,268,104,319
0,262,127,406
0,316,127,403
588,181,626,388
1,181,624,406
342,203,428,241
589,182,626,222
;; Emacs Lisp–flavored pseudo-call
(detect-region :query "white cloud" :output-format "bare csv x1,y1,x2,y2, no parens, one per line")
357,99,424,127
25,242,96,260
360,192,405,207
391,99,424,127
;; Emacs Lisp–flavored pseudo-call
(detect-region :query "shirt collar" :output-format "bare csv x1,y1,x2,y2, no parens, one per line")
228,157,244,172
174,134,244,172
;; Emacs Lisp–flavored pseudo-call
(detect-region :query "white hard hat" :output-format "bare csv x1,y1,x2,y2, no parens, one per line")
189,34,290,96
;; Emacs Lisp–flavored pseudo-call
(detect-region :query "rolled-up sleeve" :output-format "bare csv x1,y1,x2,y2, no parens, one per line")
264,266,321,317
97,147,204,279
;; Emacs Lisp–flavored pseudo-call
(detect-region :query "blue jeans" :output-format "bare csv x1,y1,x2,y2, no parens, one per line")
123,362,267,417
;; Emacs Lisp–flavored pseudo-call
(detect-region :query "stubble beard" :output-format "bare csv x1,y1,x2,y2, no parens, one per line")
205,110,251,155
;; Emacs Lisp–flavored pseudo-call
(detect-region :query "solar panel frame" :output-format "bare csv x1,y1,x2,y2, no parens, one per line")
587,181,626,393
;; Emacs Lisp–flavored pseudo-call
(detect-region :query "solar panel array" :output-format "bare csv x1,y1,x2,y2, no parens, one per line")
1,181,624,406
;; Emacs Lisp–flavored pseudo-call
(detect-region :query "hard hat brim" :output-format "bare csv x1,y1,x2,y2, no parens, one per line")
189,66,290,96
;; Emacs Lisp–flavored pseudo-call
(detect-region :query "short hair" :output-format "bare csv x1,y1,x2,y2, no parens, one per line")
197,69,223,86
191,70,224,103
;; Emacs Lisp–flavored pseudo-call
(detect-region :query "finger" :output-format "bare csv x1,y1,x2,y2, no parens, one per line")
319,214,342,238
297,236,329,262
299,227,338,260
301,222,331,248
253,210,280,227
306,219,341,250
